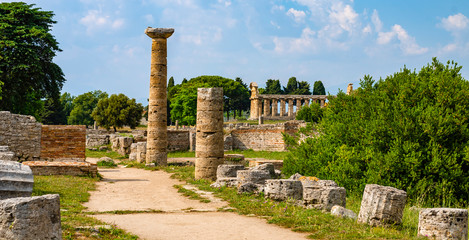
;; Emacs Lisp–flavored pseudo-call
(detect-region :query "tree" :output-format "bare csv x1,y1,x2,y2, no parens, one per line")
0,3,65,118
68,90,107,127
168,76,175,89
170,76,250,125
60,92,75,120
283,77,298,94
284,58,469,206
233,77,250,118
295,102,323,122
313,81,326,95
92,94,144,131
41,95,66,124
264,79,283,94
297,81,312,95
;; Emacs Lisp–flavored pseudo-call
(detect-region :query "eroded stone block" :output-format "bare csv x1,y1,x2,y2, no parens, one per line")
0,194,61,240
264,179,303,201
303,185,346,211
418,208,468,240
216,164,245,179
331,205,357,219
357,184,407,226
0,160,33,200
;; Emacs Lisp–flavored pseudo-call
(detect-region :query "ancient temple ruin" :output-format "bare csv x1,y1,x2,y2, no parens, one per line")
248,82,329,120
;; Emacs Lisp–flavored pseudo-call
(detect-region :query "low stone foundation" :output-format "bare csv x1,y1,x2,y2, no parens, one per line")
23,161,97,177
249,159,283,170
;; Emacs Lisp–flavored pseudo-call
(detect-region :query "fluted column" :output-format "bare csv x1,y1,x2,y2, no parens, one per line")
280,99,285,117
263,99,270,116
271,99,277,117
320,99,325,108
304,98,310,107
145,27,174,166
288,99,294,116
297,99,302,112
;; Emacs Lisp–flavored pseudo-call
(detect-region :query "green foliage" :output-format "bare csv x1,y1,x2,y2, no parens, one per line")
313,80,326,95
295,102,323,122
169,75,250,125
283,77,311,95
60,92,74,120
0,2,65,118
168,76,175,88
284,58,469,206
68,90,107,126
41,95,67,124
264,79,283,94
97,158,117,168
92,93,144,131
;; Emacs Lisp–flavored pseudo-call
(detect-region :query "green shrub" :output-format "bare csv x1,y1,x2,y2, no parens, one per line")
284,58,469,207
295,102,323,122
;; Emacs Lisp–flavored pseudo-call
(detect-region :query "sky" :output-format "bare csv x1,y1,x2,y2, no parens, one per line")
5,0,469,103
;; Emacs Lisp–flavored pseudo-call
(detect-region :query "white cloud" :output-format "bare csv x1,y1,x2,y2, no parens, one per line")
80,9,125,34
217,0,231,7
271,4,285,13
376,24,428,55
329,2,358,32
273,27,316,53
371,9,382,32
144,14,154,24
362,24,372,34
287,8,306,23
441,13,469,31
270,21,280,29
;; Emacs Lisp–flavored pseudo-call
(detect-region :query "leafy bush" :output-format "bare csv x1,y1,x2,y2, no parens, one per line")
295,102,324,122
284,58,469,206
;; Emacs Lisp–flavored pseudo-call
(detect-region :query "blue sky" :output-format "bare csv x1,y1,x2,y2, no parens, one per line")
7,0,469,103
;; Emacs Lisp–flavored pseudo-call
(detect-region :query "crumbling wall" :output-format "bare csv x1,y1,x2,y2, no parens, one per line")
168,130,190,151
225,121,306,151
0,111,41,161
40,125,86,162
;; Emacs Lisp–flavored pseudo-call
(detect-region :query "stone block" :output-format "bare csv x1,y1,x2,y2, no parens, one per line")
237,182,260,194
216,164,245,179
251,163,275,177
418,208,468,240
357,184,407,226
264,179,303,201
303,185,346,211
210,177,238,188
0,160,33,200
0,194,61,240
129,153,137,161
237,170,271,185
331,205,357,219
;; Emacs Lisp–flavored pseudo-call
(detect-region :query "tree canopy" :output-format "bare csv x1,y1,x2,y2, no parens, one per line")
284,58,469,206
169,75,250,125
264,79,283,94
0,2,65,118
92,93,144,131
68,90,107,127
313,81,326,95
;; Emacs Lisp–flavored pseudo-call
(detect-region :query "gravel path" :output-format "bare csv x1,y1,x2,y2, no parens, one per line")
85,158,308,240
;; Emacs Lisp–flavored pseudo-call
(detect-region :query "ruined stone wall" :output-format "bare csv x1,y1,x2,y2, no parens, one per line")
225,121,306,151
168,130,190,151
0,111,41,161
40,125,86,162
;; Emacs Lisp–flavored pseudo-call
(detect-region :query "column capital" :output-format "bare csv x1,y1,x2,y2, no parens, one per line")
145,27,174,39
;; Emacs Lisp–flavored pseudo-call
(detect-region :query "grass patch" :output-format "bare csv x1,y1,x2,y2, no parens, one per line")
161,165,425,240
97,158,118,168
168,151,195,158
173,184,211,203
33,175,138,239
86,148,127,160
225,149,288,160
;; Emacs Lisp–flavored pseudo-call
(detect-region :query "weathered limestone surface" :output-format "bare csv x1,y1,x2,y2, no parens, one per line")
0,146,16,161
145,27,174,166
216,164,245,179
0,160,33,200
303,185,346,211
251,163,276,177
0,194,61,240
237,169,272,193
331,205,357,219
23,161,97,177
0,111,41,161
195,88,224,180
86,134,109,148
41,125,86,162
418,208,468,240
264,179,303,201
357,184,407,226
112,137,133,156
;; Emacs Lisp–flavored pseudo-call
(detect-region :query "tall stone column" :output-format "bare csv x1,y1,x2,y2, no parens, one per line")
249,82,259,119
271,99,277,117
320,99,325,108
263,99,270,116
288,99,294,116
297,99,302,112
145,27,174,166
305,98,310,107
280,99,285,117
195,88,224,180
257,99,262,118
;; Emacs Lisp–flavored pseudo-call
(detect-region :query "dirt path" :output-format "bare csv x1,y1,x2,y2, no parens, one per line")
85,158,308,240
